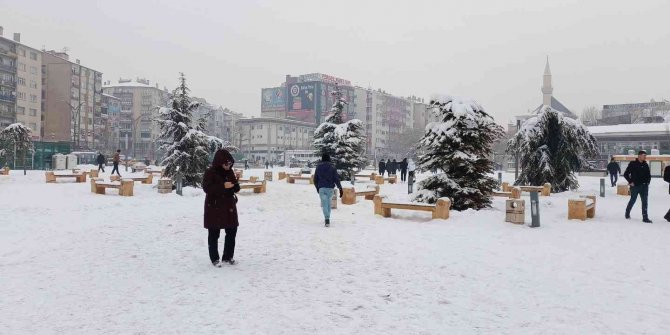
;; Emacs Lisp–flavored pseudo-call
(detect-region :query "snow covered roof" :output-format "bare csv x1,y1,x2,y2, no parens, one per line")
532,97,577,119
103,81,153,88
588,123,670,135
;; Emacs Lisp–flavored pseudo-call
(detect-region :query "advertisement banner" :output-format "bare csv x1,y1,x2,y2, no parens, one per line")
261,87,286,112
287,83,316,123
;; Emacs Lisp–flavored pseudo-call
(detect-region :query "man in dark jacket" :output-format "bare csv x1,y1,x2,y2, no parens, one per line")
111,149,121,176
313,153,343,227
203,149,241,266
606,157,621,187
664,165,670,222
387,159,397,176
623,150,652,223
96,152,106,172
378,159,386,177
399,158,408,182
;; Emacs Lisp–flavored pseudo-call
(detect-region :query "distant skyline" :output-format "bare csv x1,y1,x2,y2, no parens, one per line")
3,0,669,125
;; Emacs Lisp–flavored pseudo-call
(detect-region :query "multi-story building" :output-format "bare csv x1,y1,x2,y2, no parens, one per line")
587,123,670,169
102,78,169,160
101,93,121,153
598,101,670,125
41,50,102,149
237,117,316,164
0,28,17,129
15,37,42,141
261,73,356,124
192,98,243,144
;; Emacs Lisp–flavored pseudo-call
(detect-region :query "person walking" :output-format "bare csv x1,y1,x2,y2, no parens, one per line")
244,160,249,170
408,158,416,181
265,161,269,169
203,149,241,267
111,149,121,176
96,152,106,172
623,150,652,223
607,157,621,187
399,158,408,182
387,159,396,176
664,165,670,222
313,153,343,227
378,159,386,177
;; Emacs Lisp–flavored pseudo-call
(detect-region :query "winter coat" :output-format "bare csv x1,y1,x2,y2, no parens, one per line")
96,154,105,164
623,159,651,186
607,161,620,175
113,152,120,163
203,150,240,230
664,165,670,194
314,161,342,191
387,161,397,174
399,160,408,172
378,160,386,171
408,159,416,172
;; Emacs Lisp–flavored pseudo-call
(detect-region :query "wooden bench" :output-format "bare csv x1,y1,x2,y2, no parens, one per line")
287,174,313,184
234,169,244,179
45,171,86,183
354,172,377,181
278,172,287,180
492,187,521,199
126,174,154,184
342,185,380,204
90,178,134,196
238,176,259,183
517,183,552,196
373,194,451,220
145,169,164,177
374,174,397,185
239,180,267,193
568,195,596,220
0,167,9,175
616,184,630,196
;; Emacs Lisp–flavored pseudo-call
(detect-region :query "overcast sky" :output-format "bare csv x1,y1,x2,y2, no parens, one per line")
3,0,669,124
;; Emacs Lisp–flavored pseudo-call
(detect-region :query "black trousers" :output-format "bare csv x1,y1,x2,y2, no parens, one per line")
97,163,105,172
610,173,618,187
378,168,385,176
111,163,120,176
400,170,407,182
208,227,237,263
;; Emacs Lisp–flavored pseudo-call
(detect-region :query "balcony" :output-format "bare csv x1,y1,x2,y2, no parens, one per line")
0,48,17,57
0,92,16,103
0,63,17,73
0,78,16,88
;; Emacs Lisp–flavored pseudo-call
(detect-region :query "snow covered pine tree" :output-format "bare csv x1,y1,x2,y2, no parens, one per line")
312,84,366,180
156,73,236,188
414,96,504,210
506,105,599,192
0,123,34,168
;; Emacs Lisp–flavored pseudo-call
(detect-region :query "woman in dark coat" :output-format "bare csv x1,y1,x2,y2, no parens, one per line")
203,149,241,267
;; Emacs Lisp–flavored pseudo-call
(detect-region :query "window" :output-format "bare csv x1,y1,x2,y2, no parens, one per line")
29,80,37,89
17,106,25,115
30,94,37,103
17,92,26,100
29,123,36,130
17,77,25,86
18,63,26,71
30,52,38,60
19,48,26,57
30,66,37,74
29,108,37,116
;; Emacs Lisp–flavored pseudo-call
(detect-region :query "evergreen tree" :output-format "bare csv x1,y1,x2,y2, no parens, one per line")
156,73,235,188
506,105,599,192
312,85,366,180
414,96,504,210
0,123,34,168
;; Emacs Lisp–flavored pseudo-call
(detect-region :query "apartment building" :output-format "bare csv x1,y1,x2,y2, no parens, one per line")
102,78,169,160
101,93,121,153
0,29,17,128
237,117,316,163
192,98,243,144
15,38,42,140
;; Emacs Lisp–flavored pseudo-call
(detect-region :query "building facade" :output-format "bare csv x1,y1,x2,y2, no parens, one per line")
192,98,243,144
102,78,169,160
15,39,42,140
0,31,17,129
41,50,102,149
101,93,122,153
237,117,316,164
599,101,670,125
587,123,670,168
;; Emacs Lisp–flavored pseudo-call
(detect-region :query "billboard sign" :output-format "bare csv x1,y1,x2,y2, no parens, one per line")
261,87,286,112
299,73,351,87
287,83,316,123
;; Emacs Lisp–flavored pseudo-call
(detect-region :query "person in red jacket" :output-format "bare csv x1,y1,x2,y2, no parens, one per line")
203,149,241,267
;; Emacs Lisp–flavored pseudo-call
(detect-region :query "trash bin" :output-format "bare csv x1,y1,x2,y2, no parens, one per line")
505,199,525,224
65,154,77,170
331,192,338,209
53,154,67,170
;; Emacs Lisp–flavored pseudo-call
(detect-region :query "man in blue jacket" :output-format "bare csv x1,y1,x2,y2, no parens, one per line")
313,153,343,227
623,150,652,223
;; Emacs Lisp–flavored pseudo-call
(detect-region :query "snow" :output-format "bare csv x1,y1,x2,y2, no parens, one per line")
588,122,670,135
102,81,153,88
2,168,670,333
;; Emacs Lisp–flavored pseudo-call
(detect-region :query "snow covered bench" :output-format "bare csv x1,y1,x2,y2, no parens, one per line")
0,166,9,175
278,172,287,180
238,176,259,183
354,172,377,181
568,195,596,221
90,178,134,196
519,183,552,196
239,180,267,194
145,169,164,177
234,169,244,179
126,174,153,184
374,174,397,185
342,185,380,204
492,187,521,199
373,194,451,220
45,171,86,183
287,175,313,184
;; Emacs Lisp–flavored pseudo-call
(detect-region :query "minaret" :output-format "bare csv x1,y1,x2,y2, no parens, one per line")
541,56,553,106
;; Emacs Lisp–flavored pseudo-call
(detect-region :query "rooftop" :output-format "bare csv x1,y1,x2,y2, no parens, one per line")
588,123,670,135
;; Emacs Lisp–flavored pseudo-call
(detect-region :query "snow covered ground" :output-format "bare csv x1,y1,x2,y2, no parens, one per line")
2,168,670,334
